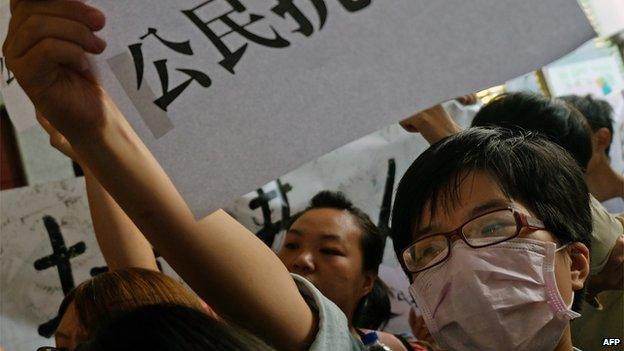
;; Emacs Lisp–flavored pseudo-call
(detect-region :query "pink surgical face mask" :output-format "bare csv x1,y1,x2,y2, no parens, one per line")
409,238,579,351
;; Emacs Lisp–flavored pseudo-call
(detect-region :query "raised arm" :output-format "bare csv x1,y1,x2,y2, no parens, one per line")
399,96,476,144
400,104,461,144
84,167,159,271
38,114,158,271
6,1,315,349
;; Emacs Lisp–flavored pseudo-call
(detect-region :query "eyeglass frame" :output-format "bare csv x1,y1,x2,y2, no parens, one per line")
402,207,547,274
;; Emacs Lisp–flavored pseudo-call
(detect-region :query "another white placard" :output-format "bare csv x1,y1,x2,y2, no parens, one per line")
544,54,624,97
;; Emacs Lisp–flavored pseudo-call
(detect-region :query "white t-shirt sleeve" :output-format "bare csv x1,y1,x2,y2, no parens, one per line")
291,274,364,351
589,195,624,274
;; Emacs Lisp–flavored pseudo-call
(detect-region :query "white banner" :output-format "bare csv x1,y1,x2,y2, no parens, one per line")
0,177,183,350
0,0,595,217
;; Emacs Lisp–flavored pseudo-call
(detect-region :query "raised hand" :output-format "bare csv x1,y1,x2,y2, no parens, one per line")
4,0,108,141
399,104,462,145
455,94,478,106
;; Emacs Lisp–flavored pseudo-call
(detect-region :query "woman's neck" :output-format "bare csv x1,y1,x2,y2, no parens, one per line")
586,159,624,201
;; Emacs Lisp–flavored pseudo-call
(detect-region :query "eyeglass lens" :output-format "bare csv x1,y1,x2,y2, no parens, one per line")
404,209,519,272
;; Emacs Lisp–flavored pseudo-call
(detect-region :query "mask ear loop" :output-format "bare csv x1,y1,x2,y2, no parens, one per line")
555,242,572,252
553,242,582,319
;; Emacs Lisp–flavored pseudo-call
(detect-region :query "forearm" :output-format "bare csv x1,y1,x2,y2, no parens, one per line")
415,113,462,145
71,105,315,349
84,166,158,271
400,104,463,145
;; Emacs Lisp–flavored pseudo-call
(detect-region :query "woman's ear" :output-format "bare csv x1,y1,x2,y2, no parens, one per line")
360,272,376,298
594,128,612,153
567,242,590,291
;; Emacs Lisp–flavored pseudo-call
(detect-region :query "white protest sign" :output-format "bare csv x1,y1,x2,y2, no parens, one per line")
544,54,624,98
0,177,183,351
0,178,104,350
1,0,595,217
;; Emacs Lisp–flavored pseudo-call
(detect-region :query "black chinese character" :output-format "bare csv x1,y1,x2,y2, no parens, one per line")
141,28,194,56
152,59,212,111
271,0,328,36
271,0,371,36
182,0,290,74
129,37,212,111
249,179,292,247
338,0,371,12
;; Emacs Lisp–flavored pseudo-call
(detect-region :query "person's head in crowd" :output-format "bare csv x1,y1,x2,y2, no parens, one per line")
559,94,623,202
278,191,386,326
471,91,621,280
54,268,204,350
560,94,614,158
391,128,591,351
75,304,274,351
471,91,593,170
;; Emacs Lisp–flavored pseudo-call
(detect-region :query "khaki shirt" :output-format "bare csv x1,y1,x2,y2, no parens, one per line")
588,195,623,274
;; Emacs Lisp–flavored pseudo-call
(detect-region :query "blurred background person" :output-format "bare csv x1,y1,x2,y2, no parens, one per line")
560,94,624,212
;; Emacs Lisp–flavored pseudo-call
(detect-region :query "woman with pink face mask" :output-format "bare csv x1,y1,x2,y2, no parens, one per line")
392,128,592,351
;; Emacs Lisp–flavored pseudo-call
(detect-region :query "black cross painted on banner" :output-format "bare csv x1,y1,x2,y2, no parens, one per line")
34,216,86,293
34,216,86,337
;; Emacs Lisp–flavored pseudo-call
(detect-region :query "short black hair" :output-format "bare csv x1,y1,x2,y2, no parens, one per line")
471,92,593,170
78,304,274,351
289,190,386,273
560,94,614,155
391,128,592,311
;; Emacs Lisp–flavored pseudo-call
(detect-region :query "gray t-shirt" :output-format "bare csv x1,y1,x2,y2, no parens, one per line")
292,274,365,351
